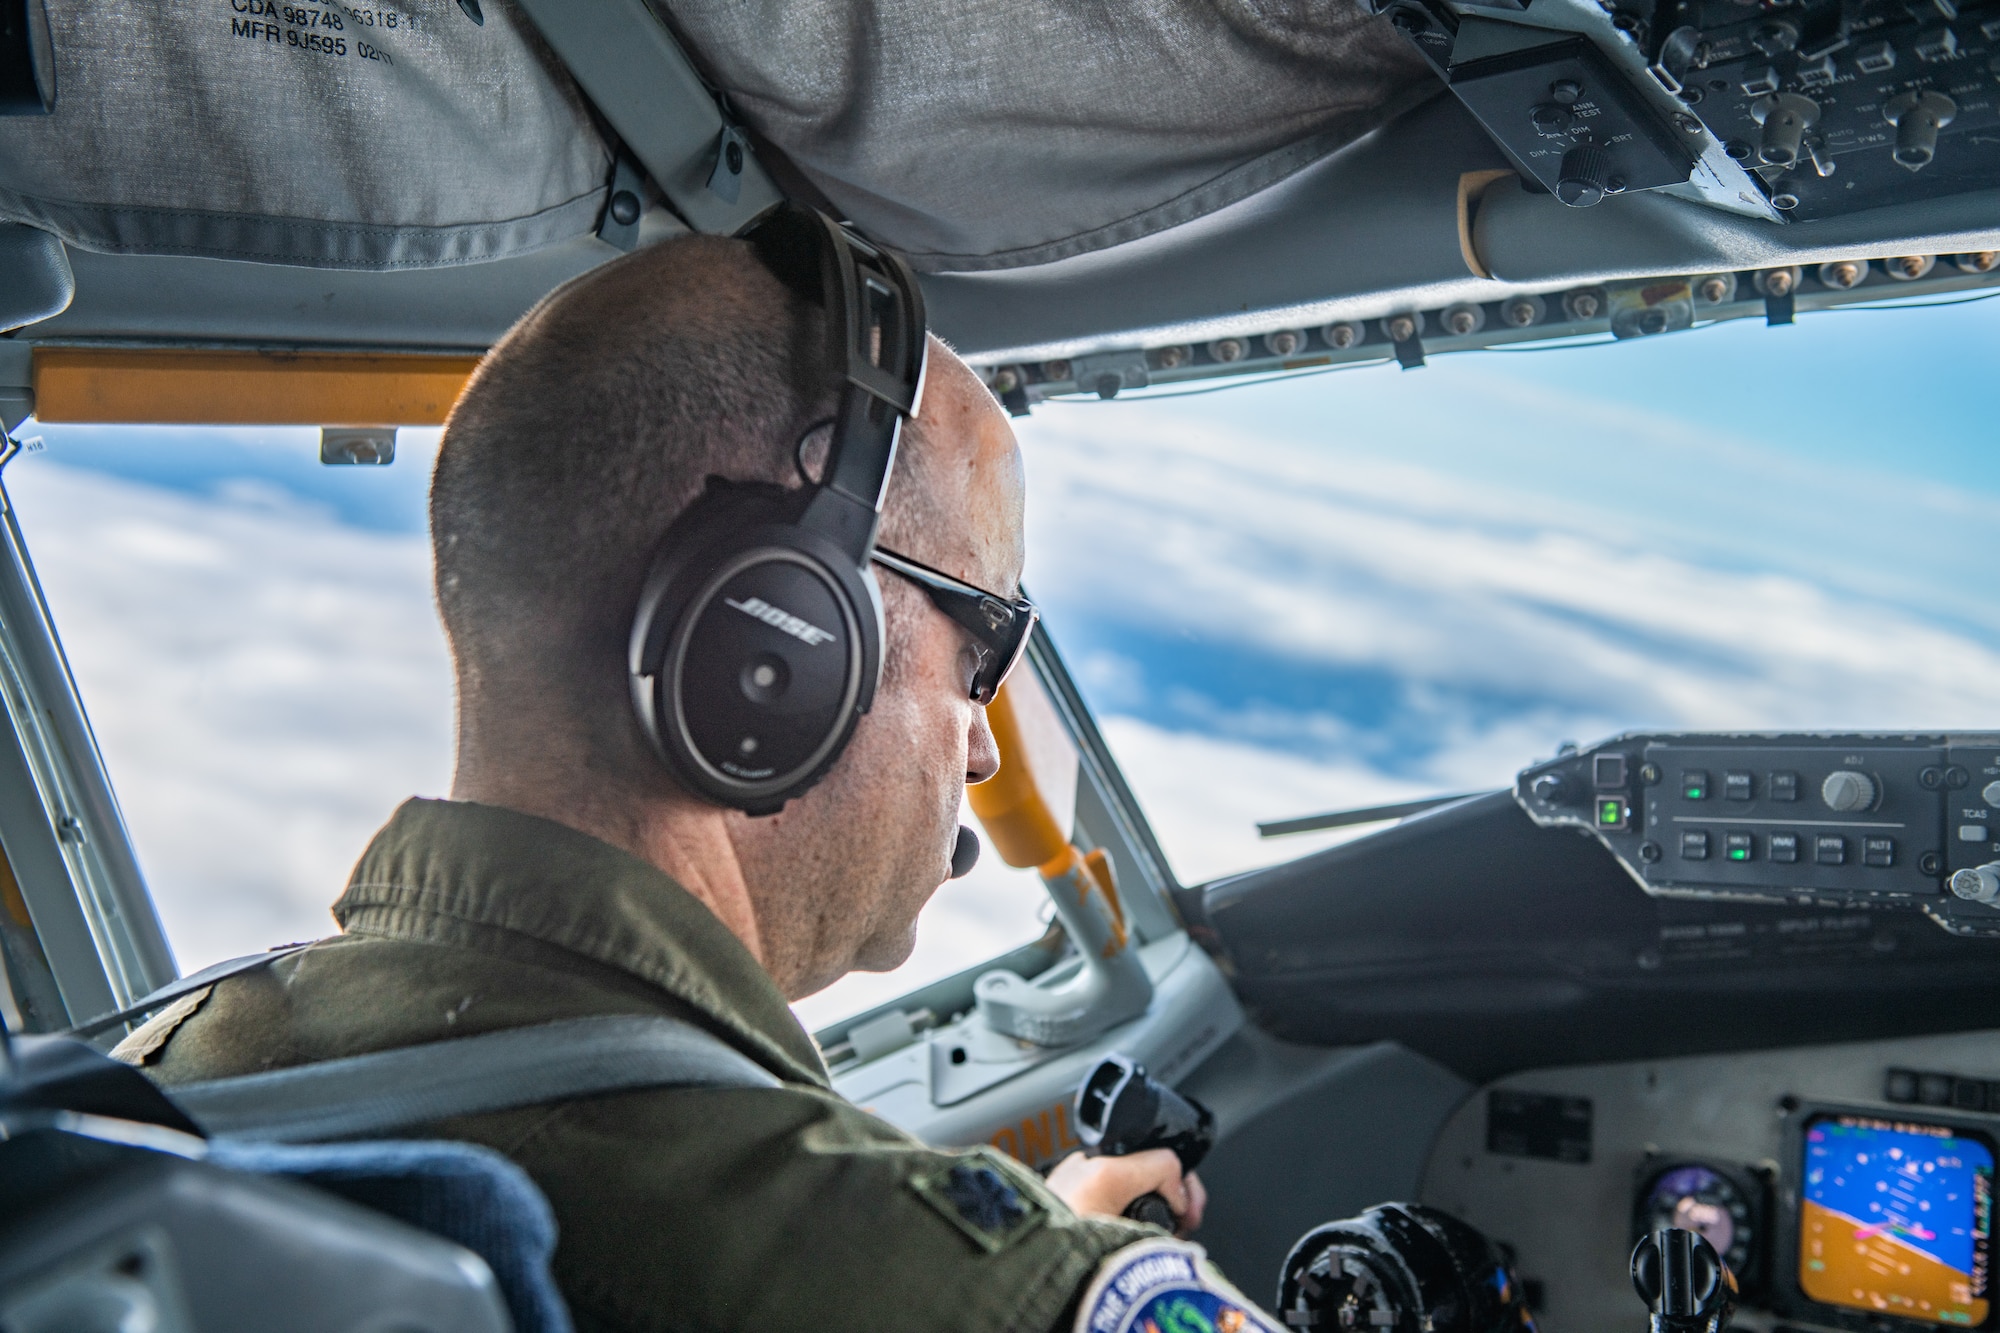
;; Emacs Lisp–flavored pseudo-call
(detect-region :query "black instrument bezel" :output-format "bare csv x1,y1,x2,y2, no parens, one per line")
1773,1100,1999,1333
1631,1155,1771,1301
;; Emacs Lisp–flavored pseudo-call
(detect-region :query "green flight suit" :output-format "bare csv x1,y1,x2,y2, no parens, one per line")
132,797,1149,1333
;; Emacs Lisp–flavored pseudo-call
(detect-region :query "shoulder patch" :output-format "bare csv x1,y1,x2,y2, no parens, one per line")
909,1150,1047,1253
1074,1238,1285,1333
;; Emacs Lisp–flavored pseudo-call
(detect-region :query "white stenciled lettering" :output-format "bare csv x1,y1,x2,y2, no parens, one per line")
724,596,836,648
1088,1291,1128,1333
1113,1254,1197,1298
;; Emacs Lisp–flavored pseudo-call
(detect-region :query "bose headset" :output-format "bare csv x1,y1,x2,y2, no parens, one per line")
627,206,929,818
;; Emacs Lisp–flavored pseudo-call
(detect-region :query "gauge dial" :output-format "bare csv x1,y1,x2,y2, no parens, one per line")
1638,1163,1756,1275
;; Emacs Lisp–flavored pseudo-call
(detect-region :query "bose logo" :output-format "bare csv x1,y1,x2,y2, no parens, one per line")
725,596,836,647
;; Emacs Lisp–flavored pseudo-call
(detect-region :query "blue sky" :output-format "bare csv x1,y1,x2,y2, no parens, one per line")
1008,296,2000,873
12,294,2000,1013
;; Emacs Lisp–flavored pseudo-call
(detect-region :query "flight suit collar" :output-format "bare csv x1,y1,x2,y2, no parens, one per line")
332,797,829,1088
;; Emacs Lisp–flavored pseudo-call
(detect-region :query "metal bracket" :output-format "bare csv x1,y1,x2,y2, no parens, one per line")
706,126,748,206
597,150,647,252
511,0,782,235
320,427,396,465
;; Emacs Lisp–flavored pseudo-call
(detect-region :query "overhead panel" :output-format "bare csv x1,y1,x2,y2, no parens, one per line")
1366,0,2000,225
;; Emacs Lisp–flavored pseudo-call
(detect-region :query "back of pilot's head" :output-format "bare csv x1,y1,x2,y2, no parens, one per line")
429,234,841,766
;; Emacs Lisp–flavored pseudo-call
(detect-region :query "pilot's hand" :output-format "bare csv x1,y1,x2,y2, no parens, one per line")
1047,1148,1207,1235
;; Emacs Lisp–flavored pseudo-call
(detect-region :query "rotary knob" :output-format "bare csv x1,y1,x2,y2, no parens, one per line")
1821,770,1877,812
1950,863,2000,904
1531,772,1576,805
1556,145,1614,207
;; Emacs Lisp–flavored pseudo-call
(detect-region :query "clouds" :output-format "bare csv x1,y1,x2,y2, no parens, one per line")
12,336,2000,1026
5,443,1052,1032
7,455,453,969
1013,370,2000,883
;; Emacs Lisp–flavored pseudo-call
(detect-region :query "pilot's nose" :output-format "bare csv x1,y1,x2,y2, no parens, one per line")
966,704,1001,785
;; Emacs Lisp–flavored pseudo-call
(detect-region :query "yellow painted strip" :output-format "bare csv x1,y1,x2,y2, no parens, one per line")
1455,169,1516,281
32,348,483,426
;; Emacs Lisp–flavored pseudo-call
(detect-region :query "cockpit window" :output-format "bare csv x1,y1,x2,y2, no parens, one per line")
12,295,1998,1019
1015,297,2000,886
7,426,448,967
4,424,1053,1030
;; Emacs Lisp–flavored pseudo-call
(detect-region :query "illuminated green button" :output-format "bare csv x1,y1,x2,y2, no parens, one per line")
1682,769,1710,800
1597,799,1623,826
1725,831,1754,861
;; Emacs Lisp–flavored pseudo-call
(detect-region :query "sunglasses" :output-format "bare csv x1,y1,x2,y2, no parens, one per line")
871,546,1038,705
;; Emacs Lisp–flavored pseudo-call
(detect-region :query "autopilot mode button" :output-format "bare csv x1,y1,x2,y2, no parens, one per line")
1863,837,1896,867
1770,832,1800,863
1816,835,1847,865
1725,831,1754,862
1724,771,1753,801
1681,831,1711,860
1682,770,1711,801
1770,771,1799,802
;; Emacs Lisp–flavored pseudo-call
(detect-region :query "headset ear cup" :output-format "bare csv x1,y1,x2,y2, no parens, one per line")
629,485,883,814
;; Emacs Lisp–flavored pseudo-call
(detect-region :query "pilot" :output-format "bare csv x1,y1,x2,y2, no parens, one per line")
115,227,1277,1331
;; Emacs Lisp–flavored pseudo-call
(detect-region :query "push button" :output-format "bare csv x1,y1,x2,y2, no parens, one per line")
1863,837,1896,868
1816,835,1847,865
1961,825,1991,843
1770,832,1800,863
1595,797,1628,830
1681,831,1711,860
1770,771,1799,802
1725,831,1754,861
1724,772,1753,801
1594,754,1627,788
1682,771,1711,801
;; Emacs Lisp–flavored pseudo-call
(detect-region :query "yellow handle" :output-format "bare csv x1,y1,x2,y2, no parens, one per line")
965,669,1080,875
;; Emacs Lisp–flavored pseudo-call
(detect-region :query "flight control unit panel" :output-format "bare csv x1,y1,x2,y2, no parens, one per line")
1515,733,2000,936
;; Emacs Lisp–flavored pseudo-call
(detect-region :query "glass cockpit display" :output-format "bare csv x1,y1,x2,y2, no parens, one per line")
1800,1114,1995,1327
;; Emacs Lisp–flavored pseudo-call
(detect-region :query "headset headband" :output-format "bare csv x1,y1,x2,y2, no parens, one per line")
627,208,930,814
746,206,929,563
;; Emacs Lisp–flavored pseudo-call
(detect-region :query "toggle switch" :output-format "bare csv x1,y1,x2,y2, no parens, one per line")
1751,93,1819,167
1885,90,1956,169
1951,863,2000,904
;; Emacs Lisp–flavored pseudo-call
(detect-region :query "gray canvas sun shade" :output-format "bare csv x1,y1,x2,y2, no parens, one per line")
661,0,1439,272
0,0,1434,277
0,0,613,269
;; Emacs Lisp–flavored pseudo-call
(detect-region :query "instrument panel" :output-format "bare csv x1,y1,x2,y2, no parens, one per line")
1419,1029,2000,1333
1516,734,2000,936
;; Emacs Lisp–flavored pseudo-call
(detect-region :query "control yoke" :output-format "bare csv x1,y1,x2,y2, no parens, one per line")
1632,1228,1738,1333
1073,1053,1214,1230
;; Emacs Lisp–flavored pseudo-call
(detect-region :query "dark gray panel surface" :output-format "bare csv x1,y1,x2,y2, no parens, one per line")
1183,1030,1473,1302
1420,1028,2000,1333
19,228,646,352
1475,175,2000,285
